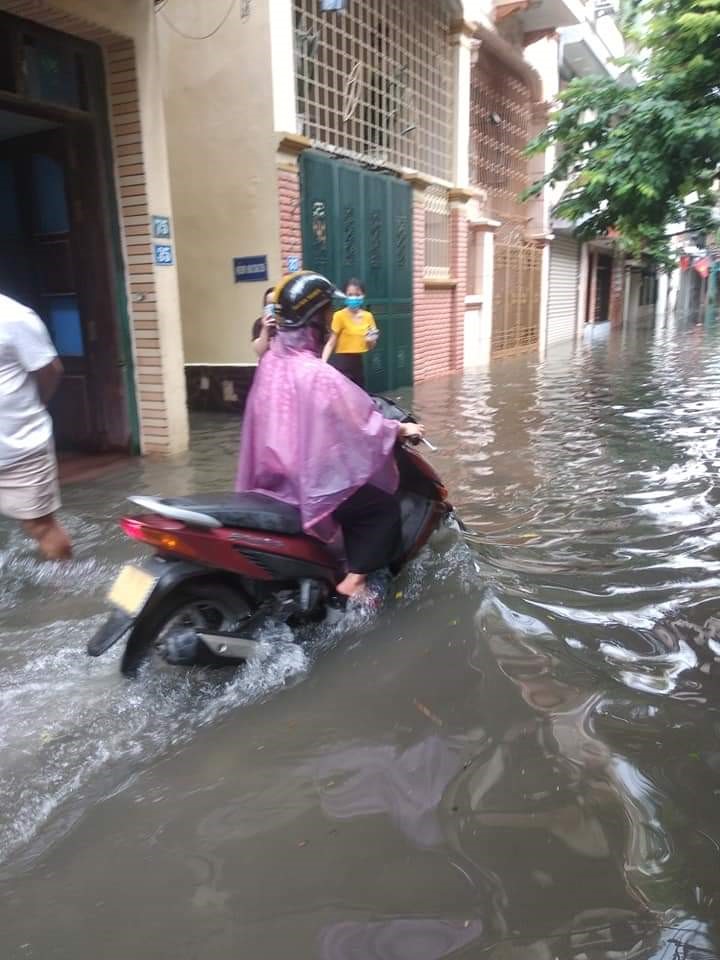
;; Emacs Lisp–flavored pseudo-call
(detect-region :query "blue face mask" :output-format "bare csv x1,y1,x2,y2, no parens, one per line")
346,295,364,310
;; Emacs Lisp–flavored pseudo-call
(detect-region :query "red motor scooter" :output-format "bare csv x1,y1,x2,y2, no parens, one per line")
88,397,457,675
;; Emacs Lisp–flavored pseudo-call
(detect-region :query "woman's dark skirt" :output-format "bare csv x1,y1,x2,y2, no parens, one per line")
330,353,366,389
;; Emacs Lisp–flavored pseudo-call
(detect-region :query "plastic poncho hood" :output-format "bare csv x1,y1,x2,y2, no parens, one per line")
236,327,399,541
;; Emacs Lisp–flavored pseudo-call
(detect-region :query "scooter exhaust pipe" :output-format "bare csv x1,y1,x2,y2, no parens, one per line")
163,626,265,666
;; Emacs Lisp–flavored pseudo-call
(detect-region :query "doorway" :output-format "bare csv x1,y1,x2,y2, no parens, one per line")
491,234,542,357
586,252,612,325
0,108,130,453
0,9,135,455
300,150,413,393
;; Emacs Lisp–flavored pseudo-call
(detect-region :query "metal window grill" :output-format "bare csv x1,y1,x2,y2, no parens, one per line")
294,0,454,181
470,50,532,234
424,185,451,278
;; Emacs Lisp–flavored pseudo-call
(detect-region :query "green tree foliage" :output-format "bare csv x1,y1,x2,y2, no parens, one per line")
525,0,720,263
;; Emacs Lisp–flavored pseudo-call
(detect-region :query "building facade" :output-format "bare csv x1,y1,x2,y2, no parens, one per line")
161,0,593,413
165,0,474,409
0,0,188,455
528,0,634,349
0,0,626,460
463,0,585,366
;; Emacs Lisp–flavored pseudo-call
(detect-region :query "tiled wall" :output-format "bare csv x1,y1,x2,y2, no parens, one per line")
412,192,467,381
278,167,303,274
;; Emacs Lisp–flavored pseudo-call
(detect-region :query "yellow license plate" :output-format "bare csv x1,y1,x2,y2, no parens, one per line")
108,565,157,616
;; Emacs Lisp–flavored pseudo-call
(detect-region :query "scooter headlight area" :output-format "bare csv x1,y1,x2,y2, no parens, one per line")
88,401,456,676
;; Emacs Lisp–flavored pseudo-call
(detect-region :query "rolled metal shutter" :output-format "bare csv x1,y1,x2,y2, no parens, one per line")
547,237,580,345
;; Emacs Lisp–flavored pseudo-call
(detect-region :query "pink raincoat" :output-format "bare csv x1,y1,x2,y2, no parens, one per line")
236,327,400,541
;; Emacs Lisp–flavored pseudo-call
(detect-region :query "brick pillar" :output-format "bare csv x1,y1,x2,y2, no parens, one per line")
408,177,471,382
278,168,302,270
276,134,310,275
106,36,188,456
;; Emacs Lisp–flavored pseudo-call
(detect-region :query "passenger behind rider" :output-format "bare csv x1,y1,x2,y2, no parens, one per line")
236,271,424,602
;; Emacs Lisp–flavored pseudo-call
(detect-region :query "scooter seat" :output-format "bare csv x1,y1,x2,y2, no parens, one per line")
162,493,303,535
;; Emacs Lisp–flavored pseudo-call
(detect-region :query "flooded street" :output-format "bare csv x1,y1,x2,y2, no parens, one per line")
3,314,720,959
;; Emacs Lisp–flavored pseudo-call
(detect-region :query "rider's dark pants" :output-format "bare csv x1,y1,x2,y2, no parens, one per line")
333,484,401,574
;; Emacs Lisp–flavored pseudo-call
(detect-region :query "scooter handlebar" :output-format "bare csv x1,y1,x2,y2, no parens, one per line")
372,395,437,451
406,434,437,451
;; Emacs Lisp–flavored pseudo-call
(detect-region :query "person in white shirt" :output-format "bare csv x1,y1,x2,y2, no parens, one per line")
0,293,72,560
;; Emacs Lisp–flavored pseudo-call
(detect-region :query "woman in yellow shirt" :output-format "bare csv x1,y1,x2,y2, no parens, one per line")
322,278,378,389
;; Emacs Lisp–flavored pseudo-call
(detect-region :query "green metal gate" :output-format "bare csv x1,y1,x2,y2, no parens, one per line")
300,151,413,393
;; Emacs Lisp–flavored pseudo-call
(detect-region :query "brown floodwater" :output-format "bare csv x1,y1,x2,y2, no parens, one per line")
1,314,720,959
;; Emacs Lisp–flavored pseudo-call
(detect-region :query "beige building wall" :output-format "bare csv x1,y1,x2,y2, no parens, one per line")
158,0,280,366
0,0,190,453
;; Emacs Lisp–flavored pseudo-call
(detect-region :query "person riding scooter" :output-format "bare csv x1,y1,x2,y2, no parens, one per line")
236,271,424,602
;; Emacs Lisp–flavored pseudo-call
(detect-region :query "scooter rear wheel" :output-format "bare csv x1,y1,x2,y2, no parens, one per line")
120,581,250,677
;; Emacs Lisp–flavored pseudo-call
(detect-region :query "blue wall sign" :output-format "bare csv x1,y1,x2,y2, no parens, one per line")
321,0,347,9
287,255,301,273
152,215,171,239
154,243,173,266
234,255,268,283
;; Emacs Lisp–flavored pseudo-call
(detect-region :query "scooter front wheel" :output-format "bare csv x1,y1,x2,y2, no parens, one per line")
120,581,250,677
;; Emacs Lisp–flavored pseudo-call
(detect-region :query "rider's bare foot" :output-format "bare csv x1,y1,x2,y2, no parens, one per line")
335,572,367,598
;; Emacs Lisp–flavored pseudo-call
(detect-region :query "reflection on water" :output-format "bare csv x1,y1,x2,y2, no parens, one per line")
2,313,720,958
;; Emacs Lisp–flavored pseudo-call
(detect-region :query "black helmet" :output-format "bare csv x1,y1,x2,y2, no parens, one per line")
273,271,342,330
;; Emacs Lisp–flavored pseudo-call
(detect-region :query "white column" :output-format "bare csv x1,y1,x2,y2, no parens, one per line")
269,0,298,133
477,225,496,367
656,272,668,323
138,3,189,453
577,242,590,339
622,268,632,326
452,29,473,188
464,220,496,368
538,240,552,357
668,268,679,317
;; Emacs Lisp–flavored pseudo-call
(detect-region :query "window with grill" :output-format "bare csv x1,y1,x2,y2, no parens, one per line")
293,0,454,181
424,186,450,279
470,51,532,229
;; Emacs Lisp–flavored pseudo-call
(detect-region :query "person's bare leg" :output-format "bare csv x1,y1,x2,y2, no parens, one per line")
335,572,367,598
21,514,72,561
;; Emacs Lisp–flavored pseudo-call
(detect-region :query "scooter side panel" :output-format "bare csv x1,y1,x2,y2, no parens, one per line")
124,514,340,581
